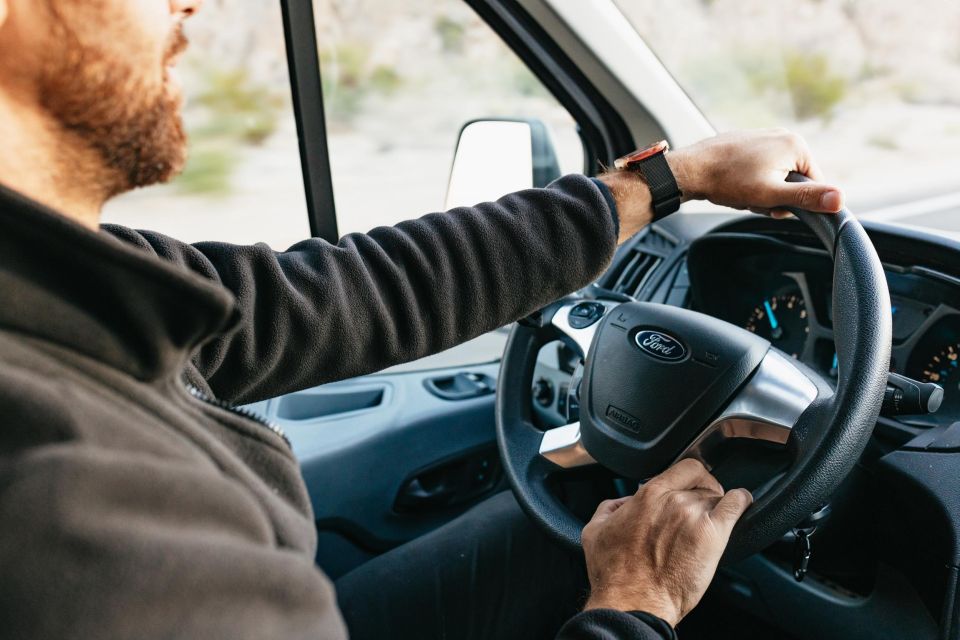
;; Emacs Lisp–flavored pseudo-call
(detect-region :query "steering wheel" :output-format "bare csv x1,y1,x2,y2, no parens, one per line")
495,173,892,560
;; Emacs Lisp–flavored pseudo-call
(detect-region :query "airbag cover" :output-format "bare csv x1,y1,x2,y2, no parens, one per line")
580,302,769,478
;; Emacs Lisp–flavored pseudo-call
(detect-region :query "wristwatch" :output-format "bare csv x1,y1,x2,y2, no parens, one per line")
614,140,682,220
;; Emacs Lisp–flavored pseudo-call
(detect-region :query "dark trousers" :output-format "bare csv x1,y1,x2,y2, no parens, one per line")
336,491,590,640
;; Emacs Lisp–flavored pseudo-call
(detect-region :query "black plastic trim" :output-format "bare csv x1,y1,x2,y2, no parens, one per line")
464,0,636,172
711,216,960,282
280,0,339,243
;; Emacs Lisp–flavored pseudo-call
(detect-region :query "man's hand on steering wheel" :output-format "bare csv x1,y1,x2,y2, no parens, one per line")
581,459,752,627
601,128,845,241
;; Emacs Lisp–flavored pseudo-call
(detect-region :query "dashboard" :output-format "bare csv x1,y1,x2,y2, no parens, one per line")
532,216,960,431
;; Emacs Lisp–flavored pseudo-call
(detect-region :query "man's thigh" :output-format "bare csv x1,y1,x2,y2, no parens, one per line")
335,491,589,640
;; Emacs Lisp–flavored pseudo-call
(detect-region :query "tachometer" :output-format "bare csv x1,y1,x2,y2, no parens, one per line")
745,293,809,358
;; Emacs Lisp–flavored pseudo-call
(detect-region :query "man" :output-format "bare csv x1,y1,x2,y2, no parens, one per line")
0,1,844,638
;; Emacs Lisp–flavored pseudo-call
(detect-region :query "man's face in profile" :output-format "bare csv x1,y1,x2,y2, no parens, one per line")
13,0,197,194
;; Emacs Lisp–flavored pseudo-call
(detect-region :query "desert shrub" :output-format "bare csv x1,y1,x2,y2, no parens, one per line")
782,52,848,120
175,65,285,195
434,15,466,53
320,43,404,125
176,147,235,196
867,133,899,150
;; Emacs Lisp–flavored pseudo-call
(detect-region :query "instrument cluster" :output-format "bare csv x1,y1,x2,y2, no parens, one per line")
687,235,960,426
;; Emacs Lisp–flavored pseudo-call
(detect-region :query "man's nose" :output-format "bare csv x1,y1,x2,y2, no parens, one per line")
170,0,204,18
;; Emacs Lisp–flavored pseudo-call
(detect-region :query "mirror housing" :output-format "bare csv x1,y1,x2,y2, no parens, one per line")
445,118,561,209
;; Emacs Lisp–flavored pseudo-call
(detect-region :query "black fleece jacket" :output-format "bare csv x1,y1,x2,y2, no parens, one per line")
0,175,671,639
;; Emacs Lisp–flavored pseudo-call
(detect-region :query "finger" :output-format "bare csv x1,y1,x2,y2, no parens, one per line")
766,180,844,214
688,487,726,502
589,497,630,524
794,147,826,183
709,488,753,533
749,207,794,220
648,458,723,494
659,488,724,521
802,157,826,183
782,130,826,183
697,493,724,515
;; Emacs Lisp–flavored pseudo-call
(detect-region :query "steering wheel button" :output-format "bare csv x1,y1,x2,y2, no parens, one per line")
568,302,605,329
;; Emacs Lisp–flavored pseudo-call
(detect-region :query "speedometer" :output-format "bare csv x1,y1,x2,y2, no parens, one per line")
745,293,809,358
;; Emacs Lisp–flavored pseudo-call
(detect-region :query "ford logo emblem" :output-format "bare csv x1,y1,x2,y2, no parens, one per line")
634,330,687,362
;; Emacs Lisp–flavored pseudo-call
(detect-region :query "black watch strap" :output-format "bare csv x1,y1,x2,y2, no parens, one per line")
635,153,682,221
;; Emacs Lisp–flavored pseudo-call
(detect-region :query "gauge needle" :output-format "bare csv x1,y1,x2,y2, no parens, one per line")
764,300,783,339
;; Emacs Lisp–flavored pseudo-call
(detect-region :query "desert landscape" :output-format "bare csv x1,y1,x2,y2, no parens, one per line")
104,0,960,246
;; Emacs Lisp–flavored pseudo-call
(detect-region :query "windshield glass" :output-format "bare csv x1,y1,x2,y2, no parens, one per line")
612,0,960,237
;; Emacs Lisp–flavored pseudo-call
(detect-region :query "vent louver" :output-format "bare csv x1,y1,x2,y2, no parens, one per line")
607,227,677,298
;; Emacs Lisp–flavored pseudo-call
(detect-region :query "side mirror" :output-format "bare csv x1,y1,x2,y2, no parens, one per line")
444,118,561,209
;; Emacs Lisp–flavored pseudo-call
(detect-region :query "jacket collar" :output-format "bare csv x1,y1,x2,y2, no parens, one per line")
0,183,239,381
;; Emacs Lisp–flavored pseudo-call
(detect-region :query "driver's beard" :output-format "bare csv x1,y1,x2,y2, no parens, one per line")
38,17,188,197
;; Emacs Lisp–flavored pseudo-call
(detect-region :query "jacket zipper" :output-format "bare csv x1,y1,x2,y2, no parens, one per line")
185,384,291,448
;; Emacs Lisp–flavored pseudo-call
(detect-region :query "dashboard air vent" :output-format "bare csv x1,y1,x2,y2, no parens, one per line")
607,227,678,298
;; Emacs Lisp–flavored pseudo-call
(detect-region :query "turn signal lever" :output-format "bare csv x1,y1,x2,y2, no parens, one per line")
880,372,944,417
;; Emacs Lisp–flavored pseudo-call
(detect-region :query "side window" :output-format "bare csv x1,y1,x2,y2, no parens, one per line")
315,0,584,236
315,1,584,372
102,2,310,249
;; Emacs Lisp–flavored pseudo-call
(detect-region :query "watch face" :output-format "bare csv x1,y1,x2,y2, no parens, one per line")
614,140,670,170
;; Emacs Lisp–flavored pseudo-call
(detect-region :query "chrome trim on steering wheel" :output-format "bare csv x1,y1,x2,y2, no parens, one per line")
539,422,596,468
550,300,622,356
680,349,819,467
537,300,621,470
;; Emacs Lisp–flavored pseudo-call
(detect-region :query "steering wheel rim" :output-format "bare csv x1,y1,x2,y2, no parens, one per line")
495,173,892,560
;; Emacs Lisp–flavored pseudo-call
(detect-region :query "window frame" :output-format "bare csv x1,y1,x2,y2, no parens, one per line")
463,0,635,171
280,0,339,243
279,0,637,243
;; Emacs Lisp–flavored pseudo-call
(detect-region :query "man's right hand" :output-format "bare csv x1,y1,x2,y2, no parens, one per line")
581,459,752,627
602,128,844,242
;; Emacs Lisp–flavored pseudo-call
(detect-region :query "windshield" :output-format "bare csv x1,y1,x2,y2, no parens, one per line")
612,0,960,237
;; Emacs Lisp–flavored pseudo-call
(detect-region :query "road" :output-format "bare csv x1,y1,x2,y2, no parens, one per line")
857,191,960,237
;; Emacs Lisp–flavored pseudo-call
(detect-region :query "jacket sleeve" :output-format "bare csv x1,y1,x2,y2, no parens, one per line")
557,609,677,639
104,174,619,405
